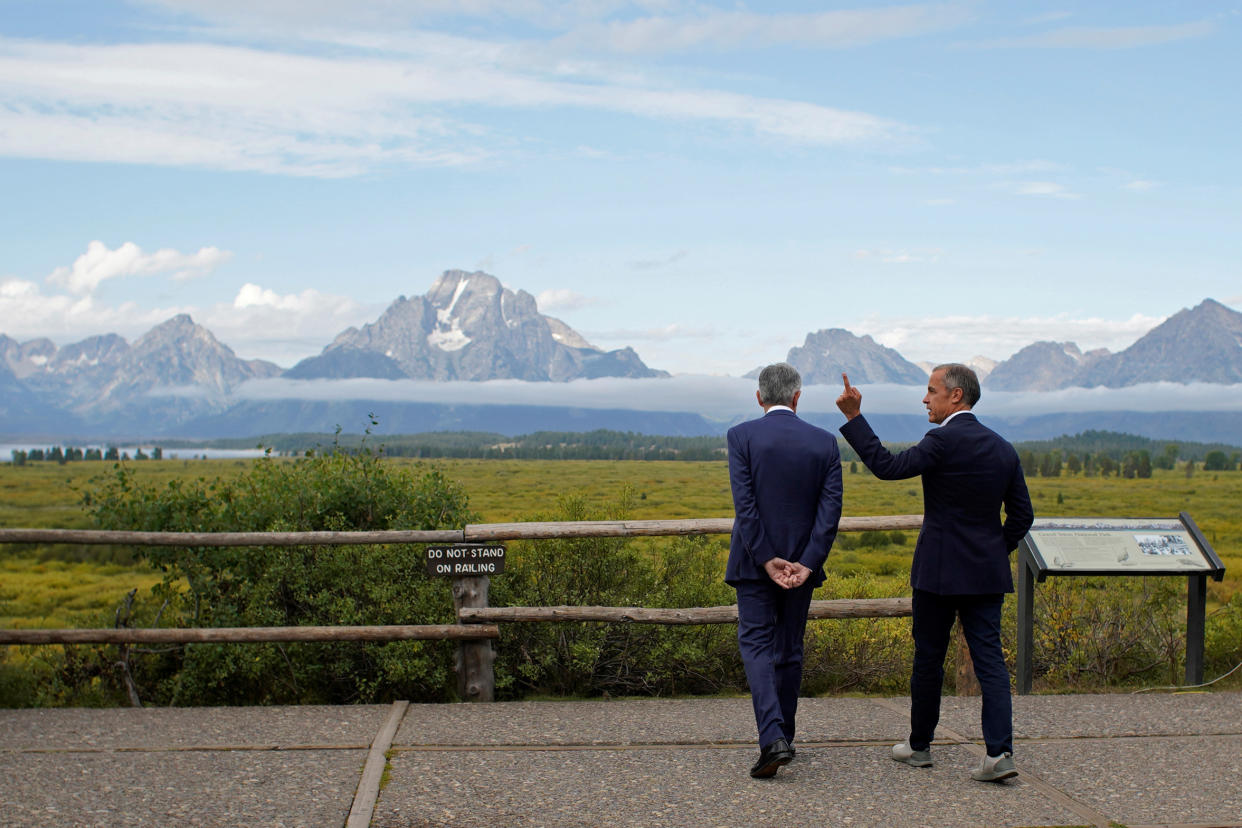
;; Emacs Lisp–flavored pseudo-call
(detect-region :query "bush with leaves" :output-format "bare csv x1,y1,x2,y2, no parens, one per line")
492,490,742,697
1030,575,1187,688
73,445,477,705
802,572,911,695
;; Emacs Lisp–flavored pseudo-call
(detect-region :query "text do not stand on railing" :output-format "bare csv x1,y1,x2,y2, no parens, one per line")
426,544,506,577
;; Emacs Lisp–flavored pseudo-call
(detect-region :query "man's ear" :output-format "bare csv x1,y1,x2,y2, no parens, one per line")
790,389,801,411
756,390,764,408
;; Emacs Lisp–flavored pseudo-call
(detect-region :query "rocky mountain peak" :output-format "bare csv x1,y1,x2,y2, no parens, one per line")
288,269,665,382
985,341,1108,391
1,336,58,379
982,297,1242,390
757,328,927,385
1072,298,1242,387
91,315,280,407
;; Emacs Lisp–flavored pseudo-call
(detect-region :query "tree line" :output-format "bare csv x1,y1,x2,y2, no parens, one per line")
9,428,1242,468
10,446,164,465
248,427,1240,467
1016,444,1240,478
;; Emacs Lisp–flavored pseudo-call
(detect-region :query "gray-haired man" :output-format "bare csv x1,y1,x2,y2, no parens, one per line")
727,362,843,777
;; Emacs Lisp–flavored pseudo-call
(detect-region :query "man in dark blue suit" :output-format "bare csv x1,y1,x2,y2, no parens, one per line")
727,362,842,778
836,364,1033,782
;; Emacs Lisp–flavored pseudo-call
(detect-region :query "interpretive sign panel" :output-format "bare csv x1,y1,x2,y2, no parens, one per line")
426,544,506,577
1024,517,1218,576
1016,511,1224,693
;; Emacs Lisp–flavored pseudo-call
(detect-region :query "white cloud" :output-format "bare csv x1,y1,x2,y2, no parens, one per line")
228,374,1242,418
1021,12,1074,27
856,311,1165,363
853,248,942,263
588,323,720,342
134,0,651,30
231,283,352,314
0,30,914,177
1013,181,1081,199
536,289,598,312
561,4,975,53
205,284,377,364
627,250,688,270
1125,179,1157,191
975,20,1216,49
45,240,232,295
130,0,975,52
0,277,373,367
0,277,193,343
891,159,1065,176
978,382,1242,416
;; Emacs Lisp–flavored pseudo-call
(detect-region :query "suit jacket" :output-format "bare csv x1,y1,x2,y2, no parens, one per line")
726,410,843,586
840,412,1034,595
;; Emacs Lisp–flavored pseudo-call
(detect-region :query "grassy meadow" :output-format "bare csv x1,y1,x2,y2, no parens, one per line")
3,455,1241,703
2,456,1240,629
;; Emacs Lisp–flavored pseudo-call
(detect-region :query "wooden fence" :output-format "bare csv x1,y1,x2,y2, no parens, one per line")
0,515,922,701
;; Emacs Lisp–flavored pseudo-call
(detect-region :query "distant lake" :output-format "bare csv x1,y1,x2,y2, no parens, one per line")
0,444,269,463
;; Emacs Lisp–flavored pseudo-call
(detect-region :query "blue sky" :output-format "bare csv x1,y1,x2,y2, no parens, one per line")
2,1,1240,376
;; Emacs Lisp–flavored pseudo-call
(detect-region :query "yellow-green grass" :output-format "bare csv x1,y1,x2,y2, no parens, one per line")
0,557,163,628
422,460,1241,602
0,458,256,530
2,459,1240,630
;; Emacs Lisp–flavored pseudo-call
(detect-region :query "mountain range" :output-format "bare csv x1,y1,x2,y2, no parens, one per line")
285,271,665,382
1,270,1240,443
757,298,1242,391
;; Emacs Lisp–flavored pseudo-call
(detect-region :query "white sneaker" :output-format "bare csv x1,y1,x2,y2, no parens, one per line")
891,742,932,767
971,752,1017,782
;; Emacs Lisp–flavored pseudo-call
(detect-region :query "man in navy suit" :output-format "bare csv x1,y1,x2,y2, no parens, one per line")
727,362,843,778
836,364,1033,782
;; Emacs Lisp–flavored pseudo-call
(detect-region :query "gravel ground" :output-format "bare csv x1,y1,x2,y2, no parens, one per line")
3,693,1239,827
0,748,365,828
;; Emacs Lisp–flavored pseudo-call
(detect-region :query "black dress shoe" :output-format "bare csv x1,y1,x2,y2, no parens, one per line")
749,737,794,778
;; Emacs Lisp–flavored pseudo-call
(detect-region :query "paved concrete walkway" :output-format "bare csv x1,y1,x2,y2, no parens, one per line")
2,692,1239,827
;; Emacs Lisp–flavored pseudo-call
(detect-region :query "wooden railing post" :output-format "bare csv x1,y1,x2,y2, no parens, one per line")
953,620,979,696
451,575,495,702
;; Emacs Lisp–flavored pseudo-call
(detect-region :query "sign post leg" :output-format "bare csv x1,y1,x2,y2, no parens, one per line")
1016,543,1035,695
452,575,495,702
1185,573,1207,687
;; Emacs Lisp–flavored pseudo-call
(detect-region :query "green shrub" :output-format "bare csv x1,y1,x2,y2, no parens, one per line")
804,573,911,694
1029,575,1186,688
492,490,743,697
1205,594,1242,684
67,447,477,705
0,649,40,708
858,530,891,548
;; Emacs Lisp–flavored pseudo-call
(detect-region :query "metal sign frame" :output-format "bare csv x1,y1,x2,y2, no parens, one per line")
1016,511,1225,694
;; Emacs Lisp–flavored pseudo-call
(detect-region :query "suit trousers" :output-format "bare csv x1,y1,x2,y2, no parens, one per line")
735,579,815,749
909,589,1013,757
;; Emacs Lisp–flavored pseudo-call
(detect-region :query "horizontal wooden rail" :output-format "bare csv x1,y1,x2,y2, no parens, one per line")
464,518,734,540
0,528,463,546
463,515,922,541
0,624,498,645
0,515,922,547
459,597,912,625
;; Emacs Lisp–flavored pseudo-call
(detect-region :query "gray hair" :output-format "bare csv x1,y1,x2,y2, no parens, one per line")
757,362,801,406
934,363,981,407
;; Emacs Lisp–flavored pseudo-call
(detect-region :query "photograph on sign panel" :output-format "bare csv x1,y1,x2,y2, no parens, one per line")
1135,534,1195,556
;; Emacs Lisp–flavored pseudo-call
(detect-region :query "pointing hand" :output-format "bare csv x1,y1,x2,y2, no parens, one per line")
836,372,862,419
